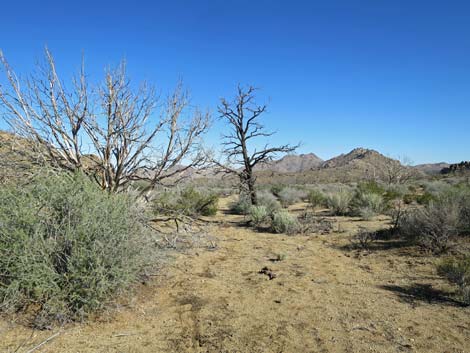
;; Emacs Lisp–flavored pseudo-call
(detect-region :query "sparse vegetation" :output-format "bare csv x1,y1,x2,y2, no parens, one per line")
152,186,219,217
437,256,470,304
350,227,377,250
278,186,306,207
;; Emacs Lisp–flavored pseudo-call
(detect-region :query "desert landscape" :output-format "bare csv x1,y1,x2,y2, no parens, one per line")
1,2,470,352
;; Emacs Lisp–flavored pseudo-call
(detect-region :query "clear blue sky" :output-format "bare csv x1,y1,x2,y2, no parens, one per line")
1,0,469,164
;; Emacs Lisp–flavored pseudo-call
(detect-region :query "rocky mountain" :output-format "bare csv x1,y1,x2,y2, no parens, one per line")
255,153,323,173
320,148,394,169
413,162,450,175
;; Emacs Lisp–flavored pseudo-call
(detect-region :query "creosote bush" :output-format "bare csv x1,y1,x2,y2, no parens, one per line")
153,186,218,217
0,172,154,327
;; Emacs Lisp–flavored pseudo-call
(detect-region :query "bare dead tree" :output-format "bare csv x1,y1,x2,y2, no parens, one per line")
215,85,298,205
382,156,418,185
0,48,210,194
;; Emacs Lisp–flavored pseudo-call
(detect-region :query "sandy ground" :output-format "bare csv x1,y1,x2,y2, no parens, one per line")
1,199,469,353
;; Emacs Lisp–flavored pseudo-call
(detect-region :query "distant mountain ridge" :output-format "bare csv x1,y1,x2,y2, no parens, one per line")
255,153,323,173
414,162,450,175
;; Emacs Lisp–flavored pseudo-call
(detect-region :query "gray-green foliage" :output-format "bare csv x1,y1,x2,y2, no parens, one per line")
351,192,386,220
325,188,354,216
278,187,307,207
257,190,282,213
0,172,154,326
307,189,326,209
399,184,470,252
399,193,461,253
271,210,299,235
248,205,270,227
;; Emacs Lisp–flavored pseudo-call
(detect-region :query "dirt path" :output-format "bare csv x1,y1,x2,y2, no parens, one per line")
1,208,469,352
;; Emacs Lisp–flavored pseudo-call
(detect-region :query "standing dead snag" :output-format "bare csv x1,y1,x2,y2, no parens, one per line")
215,85,298,205
0,48,210,193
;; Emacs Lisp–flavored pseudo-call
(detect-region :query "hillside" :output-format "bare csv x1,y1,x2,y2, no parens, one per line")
255,147,423,185
255,153,323,173
414,162,450,175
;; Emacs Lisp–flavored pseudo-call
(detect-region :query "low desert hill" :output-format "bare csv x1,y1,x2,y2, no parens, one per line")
255,153,323,173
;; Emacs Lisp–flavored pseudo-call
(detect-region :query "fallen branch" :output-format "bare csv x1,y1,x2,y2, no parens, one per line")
25,330,62,353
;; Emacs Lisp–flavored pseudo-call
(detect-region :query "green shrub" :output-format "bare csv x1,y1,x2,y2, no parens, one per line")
153,186,218,217
271,210,299,235
0,172,153,326
307,189,326,209
326,188,354,216
270,184,285,197
356,181,385,195
437,256,470,304
416,192,435,205
249,205,270,227
278,187,306,207
351,192,386,220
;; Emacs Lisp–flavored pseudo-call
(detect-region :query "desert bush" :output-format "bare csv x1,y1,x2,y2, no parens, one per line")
325,188,354,215
437,256,470,304
230,193,252,215
257,190,282,213
350,227,377,250
153,186,218,217
270,184,285,197
297,211,333,234
249,205,270,227
278,187,306,207
307,189,327,209
399,193,461,253
271,210,299,235
351,191,386,220
416,192,436,205
0,172,154,326
421,180,453,196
